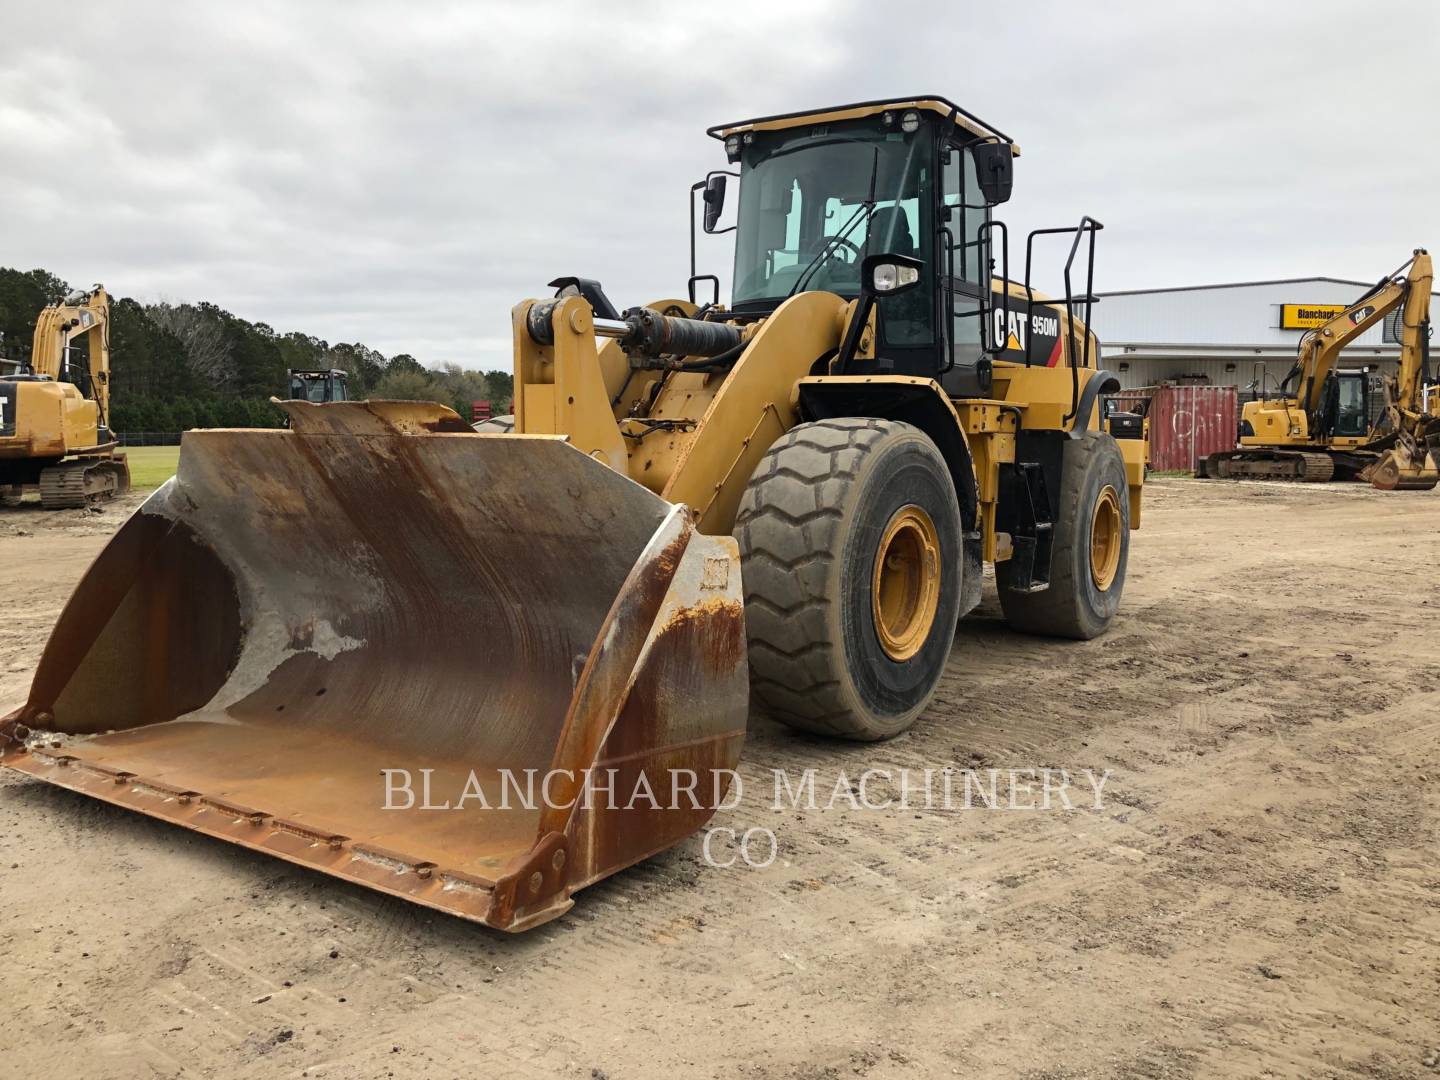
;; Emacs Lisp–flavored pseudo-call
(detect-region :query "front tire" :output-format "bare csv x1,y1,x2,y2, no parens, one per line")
998,431,1129,640
734,418,963,740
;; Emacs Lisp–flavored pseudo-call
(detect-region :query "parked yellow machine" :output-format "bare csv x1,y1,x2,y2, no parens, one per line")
1200,251,1437,489
0,285,130,508
1,96,1146,931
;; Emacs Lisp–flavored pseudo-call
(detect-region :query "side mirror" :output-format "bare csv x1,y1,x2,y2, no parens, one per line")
703,174,727,233
972,142,1014,206
861,253,923,297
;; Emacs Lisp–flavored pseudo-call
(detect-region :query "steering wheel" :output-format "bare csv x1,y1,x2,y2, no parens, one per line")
801,234,863,264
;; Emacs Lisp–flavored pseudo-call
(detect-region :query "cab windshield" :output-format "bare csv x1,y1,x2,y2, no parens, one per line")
290,375,345,403
732,125,932,328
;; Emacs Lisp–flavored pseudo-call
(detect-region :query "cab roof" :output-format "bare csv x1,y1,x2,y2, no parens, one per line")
707,95,1019,156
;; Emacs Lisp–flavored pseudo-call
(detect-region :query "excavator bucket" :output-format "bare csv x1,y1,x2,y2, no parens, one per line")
1361,448,1439,491
1360,419,1440,491
0,402,747,932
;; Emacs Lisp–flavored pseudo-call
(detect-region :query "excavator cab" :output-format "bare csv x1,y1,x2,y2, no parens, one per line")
1325,370,1371,440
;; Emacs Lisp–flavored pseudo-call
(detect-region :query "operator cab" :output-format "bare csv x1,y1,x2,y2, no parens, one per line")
1320,368,1372,439
287,368,349,404
699,97,1100,401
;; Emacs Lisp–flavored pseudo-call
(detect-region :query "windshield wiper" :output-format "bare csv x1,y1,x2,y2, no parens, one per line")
787,146,880,298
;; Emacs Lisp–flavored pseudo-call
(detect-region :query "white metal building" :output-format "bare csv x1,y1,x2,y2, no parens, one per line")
1094,276,1436,396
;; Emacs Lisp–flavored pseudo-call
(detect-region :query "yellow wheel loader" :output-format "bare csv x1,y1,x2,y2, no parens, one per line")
1,97,1146,931
1199,251,1439,490
1,286,130,508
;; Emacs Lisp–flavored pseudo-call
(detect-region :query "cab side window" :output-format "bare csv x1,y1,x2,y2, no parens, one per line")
941,144,988,352
941,144,986,283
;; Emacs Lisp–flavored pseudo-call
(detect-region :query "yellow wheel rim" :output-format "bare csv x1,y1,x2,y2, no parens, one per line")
1089,485,1123,591
871,505,942,662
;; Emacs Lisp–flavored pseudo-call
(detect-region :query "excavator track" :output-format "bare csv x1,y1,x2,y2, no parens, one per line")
1202,450,1335,483
1295,452,1336,482
38,456,130,509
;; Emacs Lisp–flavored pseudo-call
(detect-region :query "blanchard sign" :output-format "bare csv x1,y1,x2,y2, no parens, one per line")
1279,302,1358,329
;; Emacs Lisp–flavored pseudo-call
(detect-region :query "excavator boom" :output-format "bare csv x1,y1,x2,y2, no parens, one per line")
29,287,114,420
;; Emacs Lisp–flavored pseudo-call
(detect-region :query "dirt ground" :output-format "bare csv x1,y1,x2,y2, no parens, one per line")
1,478,1437,1079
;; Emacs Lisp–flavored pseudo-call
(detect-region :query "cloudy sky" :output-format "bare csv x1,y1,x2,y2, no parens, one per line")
3,1,1437,371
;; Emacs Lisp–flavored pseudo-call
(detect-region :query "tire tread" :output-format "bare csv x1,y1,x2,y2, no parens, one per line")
735,418,905,738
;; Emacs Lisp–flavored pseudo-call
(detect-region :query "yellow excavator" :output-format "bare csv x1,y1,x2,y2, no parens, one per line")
0,285,130,507
1199,251,1438,489
0,96,1146,931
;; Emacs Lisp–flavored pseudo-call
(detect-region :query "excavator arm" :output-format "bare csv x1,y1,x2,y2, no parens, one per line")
1290,253,1430,424
1357,252,1438,489
29,286,112,421
1381,254,1433,420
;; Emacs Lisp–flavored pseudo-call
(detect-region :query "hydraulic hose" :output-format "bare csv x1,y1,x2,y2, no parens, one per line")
526,302,742,359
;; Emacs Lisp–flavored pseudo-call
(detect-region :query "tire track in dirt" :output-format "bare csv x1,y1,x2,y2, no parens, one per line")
2,479,1438,1078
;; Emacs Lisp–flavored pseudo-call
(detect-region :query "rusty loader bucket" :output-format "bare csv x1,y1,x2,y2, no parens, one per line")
0,402,747,932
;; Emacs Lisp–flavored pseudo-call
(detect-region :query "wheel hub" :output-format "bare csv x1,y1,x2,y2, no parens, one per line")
872,505,941,662
1089,485,1122,591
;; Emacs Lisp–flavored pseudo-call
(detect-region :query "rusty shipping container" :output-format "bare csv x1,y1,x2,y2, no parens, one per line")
1111,384,1239,473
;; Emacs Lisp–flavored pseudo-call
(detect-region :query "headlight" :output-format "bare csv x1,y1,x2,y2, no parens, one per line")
724,134,742,161
900,110,921,133
872,263,920,292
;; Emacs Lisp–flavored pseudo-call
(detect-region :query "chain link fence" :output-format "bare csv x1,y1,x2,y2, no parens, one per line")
115,432,184,447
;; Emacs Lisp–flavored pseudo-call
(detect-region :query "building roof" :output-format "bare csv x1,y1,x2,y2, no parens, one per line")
1090,276,1432,351
1100,275,1440,299
1098,276,1373,298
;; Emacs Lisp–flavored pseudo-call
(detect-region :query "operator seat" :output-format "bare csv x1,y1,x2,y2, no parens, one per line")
867,206,915,257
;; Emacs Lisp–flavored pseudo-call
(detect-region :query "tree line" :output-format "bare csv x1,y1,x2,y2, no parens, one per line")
0,267,513,431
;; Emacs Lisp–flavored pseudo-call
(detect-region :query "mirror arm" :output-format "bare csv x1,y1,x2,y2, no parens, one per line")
689,180,706,286
689,171,738,303
835,293,876,376
688,274,720,308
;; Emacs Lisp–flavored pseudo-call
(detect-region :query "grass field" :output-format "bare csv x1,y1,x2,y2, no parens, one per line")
123,446,181,489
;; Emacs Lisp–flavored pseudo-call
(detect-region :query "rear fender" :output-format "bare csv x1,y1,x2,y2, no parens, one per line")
794,375,977,532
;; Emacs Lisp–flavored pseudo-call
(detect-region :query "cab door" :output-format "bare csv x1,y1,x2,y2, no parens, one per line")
939,141,992,398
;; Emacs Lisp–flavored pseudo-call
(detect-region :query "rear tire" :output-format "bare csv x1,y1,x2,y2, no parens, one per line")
473,414,515,433
734,418,963,740
998,431,1128,640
